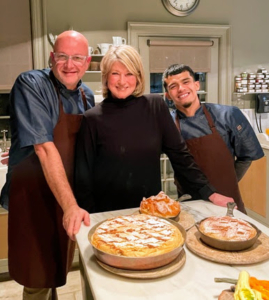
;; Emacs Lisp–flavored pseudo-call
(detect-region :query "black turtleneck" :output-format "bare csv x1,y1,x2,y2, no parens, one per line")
75,93,215,213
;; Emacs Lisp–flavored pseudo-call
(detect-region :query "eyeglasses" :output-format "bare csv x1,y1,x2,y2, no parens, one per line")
53,52,88,65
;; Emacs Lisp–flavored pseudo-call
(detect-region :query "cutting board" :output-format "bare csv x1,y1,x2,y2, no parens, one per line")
186,226,269,264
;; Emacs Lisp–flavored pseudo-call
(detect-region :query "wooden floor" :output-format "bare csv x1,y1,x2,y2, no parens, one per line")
0,268,82,300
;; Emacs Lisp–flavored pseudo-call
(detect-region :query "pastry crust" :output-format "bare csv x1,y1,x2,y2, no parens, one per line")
199,216,257,241
140,191,180,218
91,214,184,257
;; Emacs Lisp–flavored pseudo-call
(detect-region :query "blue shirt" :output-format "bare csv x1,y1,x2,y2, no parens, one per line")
0,68,95,209
171,103,264,161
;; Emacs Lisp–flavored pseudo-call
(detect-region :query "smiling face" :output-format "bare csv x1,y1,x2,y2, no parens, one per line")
165,71,200,116
51,31,91,90
107,61,137,99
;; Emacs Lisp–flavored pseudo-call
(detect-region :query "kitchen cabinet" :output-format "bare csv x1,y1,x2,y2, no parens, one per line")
0,0,33,91
239,156,268,225
0,209,8,273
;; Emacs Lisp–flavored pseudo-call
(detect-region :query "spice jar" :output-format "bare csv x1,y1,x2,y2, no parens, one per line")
235,82,242,88
257,68,267,74
256,73,264,79
241,72,248,79
247,73,256,79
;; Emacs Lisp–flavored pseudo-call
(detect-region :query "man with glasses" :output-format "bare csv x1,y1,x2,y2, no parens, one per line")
0,30,94,300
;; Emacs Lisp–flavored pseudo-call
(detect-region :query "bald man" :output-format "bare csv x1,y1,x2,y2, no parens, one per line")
0,31,94,299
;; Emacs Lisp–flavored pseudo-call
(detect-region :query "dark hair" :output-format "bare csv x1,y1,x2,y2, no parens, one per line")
162,64,196,92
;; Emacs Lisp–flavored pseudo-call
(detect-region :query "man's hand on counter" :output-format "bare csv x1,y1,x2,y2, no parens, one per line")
62,204,90,241
208,193,236,208
0,151,9,165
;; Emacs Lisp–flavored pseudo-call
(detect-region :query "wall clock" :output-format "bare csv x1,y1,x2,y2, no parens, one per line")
162,0,200,17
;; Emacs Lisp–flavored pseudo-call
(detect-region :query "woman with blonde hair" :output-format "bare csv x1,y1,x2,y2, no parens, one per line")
75,45,234,213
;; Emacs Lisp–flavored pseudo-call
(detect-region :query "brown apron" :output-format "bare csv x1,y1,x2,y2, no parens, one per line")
8,74,87,288
175,104,246,213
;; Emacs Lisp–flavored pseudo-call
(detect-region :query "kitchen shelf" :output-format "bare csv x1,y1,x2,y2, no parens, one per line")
153,91,207,96
233,92,269,95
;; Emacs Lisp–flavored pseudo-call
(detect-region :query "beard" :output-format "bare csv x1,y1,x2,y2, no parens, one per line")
182,102,193,109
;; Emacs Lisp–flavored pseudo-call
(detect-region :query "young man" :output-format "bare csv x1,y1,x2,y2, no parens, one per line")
0,31,94,299
163,64,264,213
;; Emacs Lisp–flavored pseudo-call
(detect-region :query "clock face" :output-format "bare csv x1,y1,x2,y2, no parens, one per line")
162,0,200,16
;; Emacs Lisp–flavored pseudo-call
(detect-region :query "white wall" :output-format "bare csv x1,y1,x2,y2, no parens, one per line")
45,0,269,130
46,0,269,76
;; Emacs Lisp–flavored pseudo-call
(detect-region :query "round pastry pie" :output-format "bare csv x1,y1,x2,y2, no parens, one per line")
90,214,184,257
140,191,180,218
198,216,257,241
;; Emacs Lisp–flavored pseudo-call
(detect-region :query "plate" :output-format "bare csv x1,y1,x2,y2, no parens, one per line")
186,226,269,265
96,248,186,279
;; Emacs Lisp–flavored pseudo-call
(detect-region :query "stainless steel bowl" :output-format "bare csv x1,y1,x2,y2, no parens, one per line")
88,217,186,270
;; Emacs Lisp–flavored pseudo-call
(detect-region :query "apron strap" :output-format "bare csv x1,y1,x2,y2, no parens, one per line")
202,104,218,134
175,113,181,132
175,104,218,135
79,88,87,111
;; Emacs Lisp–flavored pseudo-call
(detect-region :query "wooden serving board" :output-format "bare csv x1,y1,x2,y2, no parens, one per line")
96,248,186,279
186,226,269,265
178,209,196,231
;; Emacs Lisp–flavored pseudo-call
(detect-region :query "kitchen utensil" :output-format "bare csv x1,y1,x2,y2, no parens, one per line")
226,201,236,216
215,278,237,284
195,219,261,251
96,248,186,279
177,194,192,202
186,226,269,265
195,204,261,251
112,36,126,46
88,218,186,270
97,43,112,55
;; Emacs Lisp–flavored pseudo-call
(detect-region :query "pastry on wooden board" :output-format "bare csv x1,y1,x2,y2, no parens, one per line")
140,191,180,218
